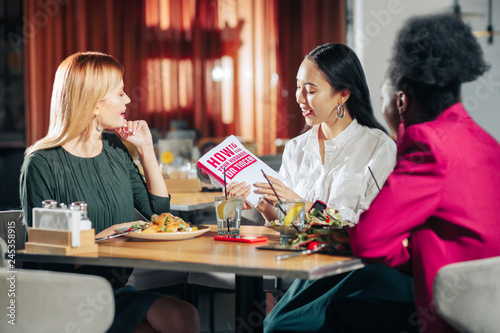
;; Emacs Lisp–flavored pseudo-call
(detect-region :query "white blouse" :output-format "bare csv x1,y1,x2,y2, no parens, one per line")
279,119,396,222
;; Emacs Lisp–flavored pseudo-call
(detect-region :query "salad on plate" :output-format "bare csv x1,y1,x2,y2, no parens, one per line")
130,212,198,233
267,207,355,255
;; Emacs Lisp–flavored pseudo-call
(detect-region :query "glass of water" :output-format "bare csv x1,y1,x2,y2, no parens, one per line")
214,196,243,236
277,199,305,245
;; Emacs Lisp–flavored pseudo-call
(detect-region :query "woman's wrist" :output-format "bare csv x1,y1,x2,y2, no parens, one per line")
136,142,155,157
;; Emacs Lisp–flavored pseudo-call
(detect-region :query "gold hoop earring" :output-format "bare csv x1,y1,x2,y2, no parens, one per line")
336,103,345,119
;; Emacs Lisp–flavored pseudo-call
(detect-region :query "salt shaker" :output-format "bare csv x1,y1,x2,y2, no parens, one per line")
42,199,58,208
70,201,92,230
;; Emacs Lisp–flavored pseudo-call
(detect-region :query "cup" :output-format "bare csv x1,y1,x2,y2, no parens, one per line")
277,199,305,245
214,196,243,236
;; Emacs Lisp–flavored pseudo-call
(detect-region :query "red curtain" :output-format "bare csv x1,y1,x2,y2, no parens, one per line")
24,0,144,146
141,0,280,154
276,0,346,140
140,0,233,138
24,0,344,154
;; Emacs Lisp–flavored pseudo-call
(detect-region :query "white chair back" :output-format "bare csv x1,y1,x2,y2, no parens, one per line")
0,267,114,333
434,256,500,333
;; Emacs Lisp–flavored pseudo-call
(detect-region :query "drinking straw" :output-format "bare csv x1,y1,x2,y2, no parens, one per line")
260,170,285,213
261,169,300,232
224,166,228,199
368,166,381,191
224,167,230,234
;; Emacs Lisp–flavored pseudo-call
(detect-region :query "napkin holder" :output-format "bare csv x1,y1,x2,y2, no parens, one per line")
25,208,98,255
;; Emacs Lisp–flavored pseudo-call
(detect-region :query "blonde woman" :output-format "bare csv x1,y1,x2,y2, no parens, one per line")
20,52,199,332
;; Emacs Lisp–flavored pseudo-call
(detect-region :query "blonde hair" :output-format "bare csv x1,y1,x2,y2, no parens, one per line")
25,51,124,157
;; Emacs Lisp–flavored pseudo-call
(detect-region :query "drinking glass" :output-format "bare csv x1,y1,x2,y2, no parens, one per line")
277,199,305,245
214,196,243,236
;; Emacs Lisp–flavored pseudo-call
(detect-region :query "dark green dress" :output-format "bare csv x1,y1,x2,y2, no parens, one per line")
20,132,171,332
20,132,170,232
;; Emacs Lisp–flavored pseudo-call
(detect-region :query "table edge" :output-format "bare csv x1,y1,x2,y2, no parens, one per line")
14,252,364,280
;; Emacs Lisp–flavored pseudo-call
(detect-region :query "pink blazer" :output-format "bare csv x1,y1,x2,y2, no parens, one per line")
350,103,500,333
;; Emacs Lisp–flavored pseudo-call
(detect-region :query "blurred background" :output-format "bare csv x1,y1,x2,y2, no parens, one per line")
1,0,499,210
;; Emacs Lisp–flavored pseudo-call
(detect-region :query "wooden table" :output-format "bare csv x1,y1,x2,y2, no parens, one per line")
170,191,221,211
16,225,364,332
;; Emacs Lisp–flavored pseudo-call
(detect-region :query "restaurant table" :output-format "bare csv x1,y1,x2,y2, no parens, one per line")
170,191,221,211
16,225,364,332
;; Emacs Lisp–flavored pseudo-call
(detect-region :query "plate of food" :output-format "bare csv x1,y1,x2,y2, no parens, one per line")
115,212,210,241
287,207,354,256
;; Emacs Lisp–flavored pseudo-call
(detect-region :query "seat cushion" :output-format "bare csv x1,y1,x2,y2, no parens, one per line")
434,256,500,333
0,268,114,333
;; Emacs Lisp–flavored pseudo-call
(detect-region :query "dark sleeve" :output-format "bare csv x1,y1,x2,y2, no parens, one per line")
20,153,56,227
106,133,171,220
130,158,170,219
349,126,447,272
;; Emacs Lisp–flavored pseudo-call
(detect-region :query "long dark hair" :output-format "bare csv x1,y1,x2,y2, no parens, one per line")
306,43,385,131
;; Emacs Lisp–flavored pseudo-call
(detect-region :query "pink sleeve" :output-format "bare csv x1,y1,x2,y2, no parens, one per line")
349,126,447,271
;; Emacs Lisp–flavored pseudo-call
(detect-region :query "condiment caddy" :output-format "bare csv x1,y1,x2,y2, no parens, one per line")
24,200,98,255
